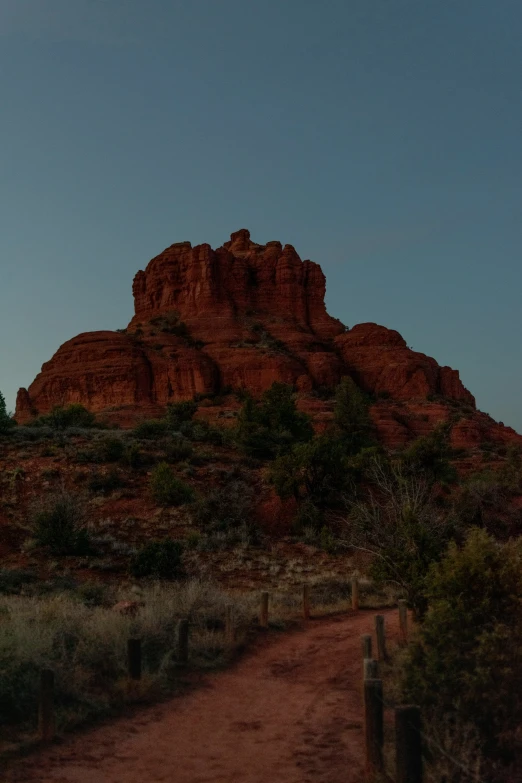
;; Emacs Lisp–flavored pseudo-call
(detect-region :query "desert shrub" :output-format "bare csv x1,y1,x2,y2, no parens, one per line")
149,311,191,338
31,491,92,555
498,444,522,492
400,423,458,485
163,437,194,463
193,480,255,533
165,400,198,430
31,404,97,430
76,435,126,464
235,383,313,458
130,539,185,580
333,376,375,451
132,419,168,440
178,419,225,445
0,389,15,434
92,435,125,463
400,529,522,778
270,433,362,509
120,441,144,469
149,462,194,506
10,425,54,443
454,470,512,535
87,468,124,494
73,582,112,607
345,459,459,616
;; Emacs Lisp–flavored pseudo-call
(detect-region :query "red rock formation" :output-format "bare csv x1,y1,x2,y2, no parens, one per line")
335,323,474,404
15,229,521,450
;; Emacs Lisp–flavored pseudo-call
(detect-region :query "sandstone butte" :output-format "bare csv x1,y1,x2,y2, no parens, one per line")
15,229,522,451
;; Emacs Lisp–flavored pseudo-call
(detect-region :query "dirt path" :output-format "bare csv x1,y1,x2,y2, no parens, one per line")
6,609,398,783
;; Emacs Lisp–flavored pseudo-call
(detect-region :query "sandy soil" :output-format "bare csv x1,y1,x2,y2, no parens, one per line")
6,609,398,783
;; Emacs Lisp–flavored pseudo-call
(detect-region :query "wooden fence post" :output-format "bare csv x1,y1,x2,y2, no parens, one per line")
39,668,55,742
177,619,189,664
260,591,269,629
127,638,142,680
361,633,372,660
302,584,310,620
375,614,387,661
364,658,379,680
398,600,408,646
351,576,359,611
395,705,423,783
364,678,384,779
225,604,234,643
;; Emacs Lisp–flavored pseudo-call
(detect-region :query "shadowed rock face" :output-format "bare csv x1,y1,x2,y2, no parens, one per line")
15,229,521,448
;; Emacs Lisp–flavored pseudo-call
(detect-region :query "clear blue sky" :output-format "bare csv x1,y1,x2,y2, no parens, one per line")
1,0,521,432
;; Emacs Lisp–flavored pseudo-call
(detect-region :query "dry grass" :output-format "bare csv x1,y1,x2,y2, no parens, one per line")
0,581,252,742
0,573,396,754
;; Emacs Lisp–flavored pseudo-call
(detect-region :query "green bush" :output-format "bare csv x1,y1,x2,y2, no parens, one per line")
178,419,225,445
93,436,125,463
132,419,168,440
31,492,92,555
235,383,313,458
401,529,522,777
165,400,198,430
163,437,194,463
333,376,375,452
149,463,194,506
31,404,97,430
400,423,457,485
0,389,15,434
130,539,185,579
270,433,361,508
149,311,191,339
120,441,144,469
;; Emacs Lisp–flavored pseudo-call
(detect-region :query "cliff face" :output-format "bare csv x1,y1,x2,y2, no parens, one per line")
15,229,521,449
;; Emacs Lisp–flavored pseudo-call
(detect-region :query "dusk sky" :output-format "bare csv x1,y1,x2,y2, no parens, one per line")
1,1,521,431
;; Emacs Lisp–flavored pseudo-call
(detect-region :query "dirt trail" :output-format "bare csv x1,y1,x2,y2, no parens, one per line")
7,609,398,783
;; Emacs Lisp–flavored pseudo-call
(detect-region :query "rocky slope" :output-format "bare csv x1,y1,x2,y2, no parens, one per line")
15,229,521,448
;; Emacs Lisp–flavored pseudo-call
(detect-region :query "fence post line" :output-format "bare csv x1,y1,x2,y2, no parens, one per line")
361,633,372,660
225,604,234,643
375,614,387,661
351,576,359,611
260,591,269,629
363,658,379,680
364,678,384,779
398,600,408,646
39,668,55,742
127,638,142,680
395,705,423,783
302,584,310,620
177,619,189,665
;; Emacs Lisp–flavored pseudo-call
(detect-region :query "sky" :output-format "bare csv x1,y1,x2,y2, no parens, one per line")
1,0,521,432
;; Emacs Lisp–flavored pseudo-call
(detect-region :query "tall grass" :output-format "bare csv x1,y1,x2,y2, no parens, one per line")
0,581,254,736
0,575,395,749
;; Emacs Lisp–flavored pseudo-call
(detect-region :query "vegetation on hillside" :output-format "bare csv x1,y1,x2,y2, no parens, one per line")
1,378,522,770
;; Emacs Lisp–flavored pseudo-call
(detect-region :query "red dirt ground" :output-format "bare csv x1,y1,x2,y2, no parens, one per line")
5,609,399,783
